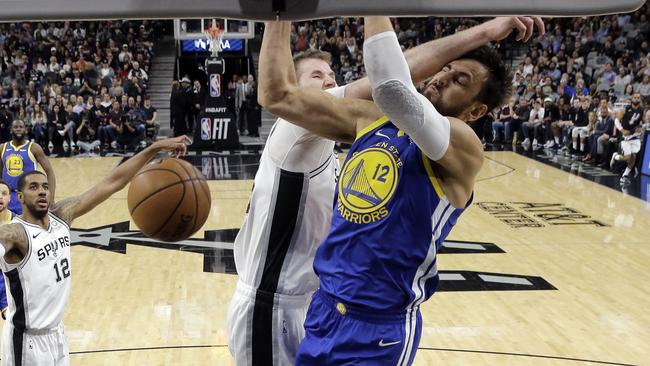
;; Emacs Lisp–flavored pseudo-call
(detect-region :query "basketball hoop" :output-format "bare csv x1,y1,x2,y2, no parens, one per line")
205,27,225,57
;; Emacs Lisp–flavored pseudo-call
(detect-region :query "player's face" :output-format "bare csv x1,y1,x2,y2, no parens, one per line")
0,184,10,212
20,174,50,218
631,94,641,106
296,58,337,90
10,121,26,140
423,59,489,121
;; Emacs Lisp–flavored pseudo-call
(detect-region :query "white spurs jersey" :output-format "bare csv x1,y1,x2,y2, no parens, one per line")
1,213,71,330
234,86,345,296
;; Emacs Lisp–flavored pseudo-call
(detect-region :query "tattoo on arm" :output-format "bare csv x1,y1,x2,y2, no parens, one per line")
0,224,27,252
51,195,83,226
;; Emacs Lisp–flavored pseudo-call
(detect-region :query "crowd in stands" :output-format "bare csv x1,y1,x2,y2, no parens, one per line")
0,20,162,155
488,6,650,184
289,9,650,185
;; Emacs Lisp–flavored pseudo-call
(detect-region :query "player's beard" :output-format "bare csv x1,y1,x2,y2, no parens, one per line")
11,131,25,142
25,201,48,219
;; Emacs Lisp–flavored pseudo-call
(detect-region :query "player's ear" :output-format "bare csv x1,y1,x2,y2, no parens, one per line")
17,191,23,204
465,103,488,122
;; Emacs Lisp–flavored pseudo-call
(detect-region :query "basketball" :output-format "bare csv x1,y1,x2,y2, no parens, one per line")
127,157,211,242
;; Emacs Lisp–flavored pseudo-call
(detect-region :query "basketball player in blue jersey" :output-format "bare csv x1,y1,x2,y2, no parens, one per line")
0,135,189,366
0,181,12,319
235,16,541,365
0,119,56,216
259,17,543,365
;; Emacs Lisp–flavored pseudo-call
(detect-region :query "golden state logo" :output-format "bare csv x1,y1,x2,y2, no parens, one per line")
338,148,398,224
5,154,24,177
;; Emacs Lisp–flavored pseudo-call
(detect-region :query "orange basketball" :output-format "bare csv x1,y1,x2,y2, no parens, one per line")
127,157,211,242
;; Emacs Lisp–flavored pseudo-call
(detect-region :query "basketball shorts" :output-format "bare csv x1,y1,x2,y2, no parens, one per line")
621,138,641,156
295,290,422,366
2,322,69,366
227,280,312,366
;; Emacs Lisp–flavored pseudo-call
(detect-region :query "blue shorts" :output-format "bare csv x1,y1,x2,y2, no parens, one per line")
295,290,422,365
9,191,22,215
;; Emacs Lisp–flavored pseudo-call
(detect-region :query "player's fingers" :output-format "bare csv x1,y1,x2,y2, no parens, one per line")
512,18,526,41
518,17,534,42
533,17,546,37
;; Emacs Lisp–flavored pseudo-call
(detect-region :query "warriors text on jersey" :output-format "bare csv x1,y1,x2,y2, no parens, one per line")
314,117,470,311
1,213,71,331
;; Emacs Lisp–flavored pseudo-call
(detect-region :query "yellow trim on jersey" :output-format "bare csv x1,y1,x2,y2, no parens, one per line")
420,151,444,198
355,116,389,140
9,141,29,151
0,143,7,162
27,142,38,168
2,211,12,224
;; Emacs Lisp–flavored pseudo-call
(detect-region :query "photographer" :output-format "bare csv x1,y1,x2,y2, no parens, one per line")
75,116,101,154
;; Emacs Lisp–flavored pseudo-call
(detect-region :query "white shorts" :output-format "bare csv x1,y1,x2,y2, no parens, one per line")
2,322,69,366
621,138,641,156
227,281,313,366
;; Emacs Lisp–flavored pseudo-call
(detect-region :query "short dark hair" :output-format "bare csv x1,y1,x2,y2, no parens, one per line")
17,171,46,192
0,179,10,192
293,49,332,74
461,46,512,112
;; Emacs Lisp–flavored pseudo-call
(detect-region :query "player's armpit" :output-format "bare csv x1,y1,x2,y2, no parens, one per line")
432,118,484,208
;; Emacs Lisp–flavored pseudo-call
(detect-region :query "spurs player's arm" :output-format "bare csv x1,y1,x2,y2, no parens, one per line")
51,136,191,226
31,142,57,202
259,21,383,143
362,17,543,208
344,17,545,100
0,223,29,264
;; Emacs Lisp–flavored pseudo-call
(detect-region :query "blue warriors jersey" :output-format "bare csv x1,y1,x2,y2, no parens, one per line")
314,117,469,311
1,142,38,214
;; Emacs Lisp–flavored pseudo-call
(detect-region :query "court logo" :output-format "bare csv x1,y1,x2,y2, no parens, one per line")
209,74,221,97
5,154,24,177
337,148,398,224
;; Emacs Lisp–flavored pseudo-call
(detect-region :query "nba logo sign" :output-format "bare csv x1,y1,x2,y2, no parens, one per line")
201,118,212,140
210,74,221,97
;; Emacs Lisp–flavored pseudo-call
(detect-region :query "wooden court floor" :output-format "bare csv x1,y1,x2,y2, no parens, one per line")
3,151,649,366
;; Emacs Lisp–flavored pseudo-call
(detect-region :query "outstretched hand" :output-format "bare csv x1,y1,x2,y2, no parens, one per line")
150,135,192,157
483,16,546,43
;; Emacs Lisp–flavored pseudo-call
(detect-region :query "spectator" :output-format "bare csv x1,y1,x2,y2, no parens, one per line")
521,98,545,150
142,98,159,142
75,116,101,154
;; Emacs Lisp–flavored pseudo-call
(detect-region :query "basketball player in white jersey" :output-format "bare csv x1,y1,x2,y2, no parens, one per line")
228,16,542,365
0,135,189,366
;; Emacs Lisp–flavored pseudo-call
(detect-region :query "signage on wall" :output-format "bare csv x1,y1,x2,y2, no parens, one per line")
182,38,244,53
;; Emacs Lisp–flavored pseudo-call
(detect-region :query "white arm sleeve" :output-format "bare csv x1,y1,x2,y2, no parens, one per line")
364,31,451,161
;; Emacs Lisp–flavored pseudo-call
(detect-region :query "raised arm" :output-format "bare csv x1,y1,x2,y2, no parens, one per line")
258,21,382,143
346,17,545,100
31,142,56,202
363,17,485,208
51,136,191,225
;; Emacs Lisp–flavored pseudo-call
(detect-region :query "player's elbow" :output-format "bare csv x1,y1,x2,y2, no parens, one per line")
259,88,295,115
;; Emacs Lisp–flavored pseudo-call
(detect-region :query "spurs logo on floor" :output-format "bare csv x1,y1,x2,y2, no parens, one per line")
70,222,556,292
